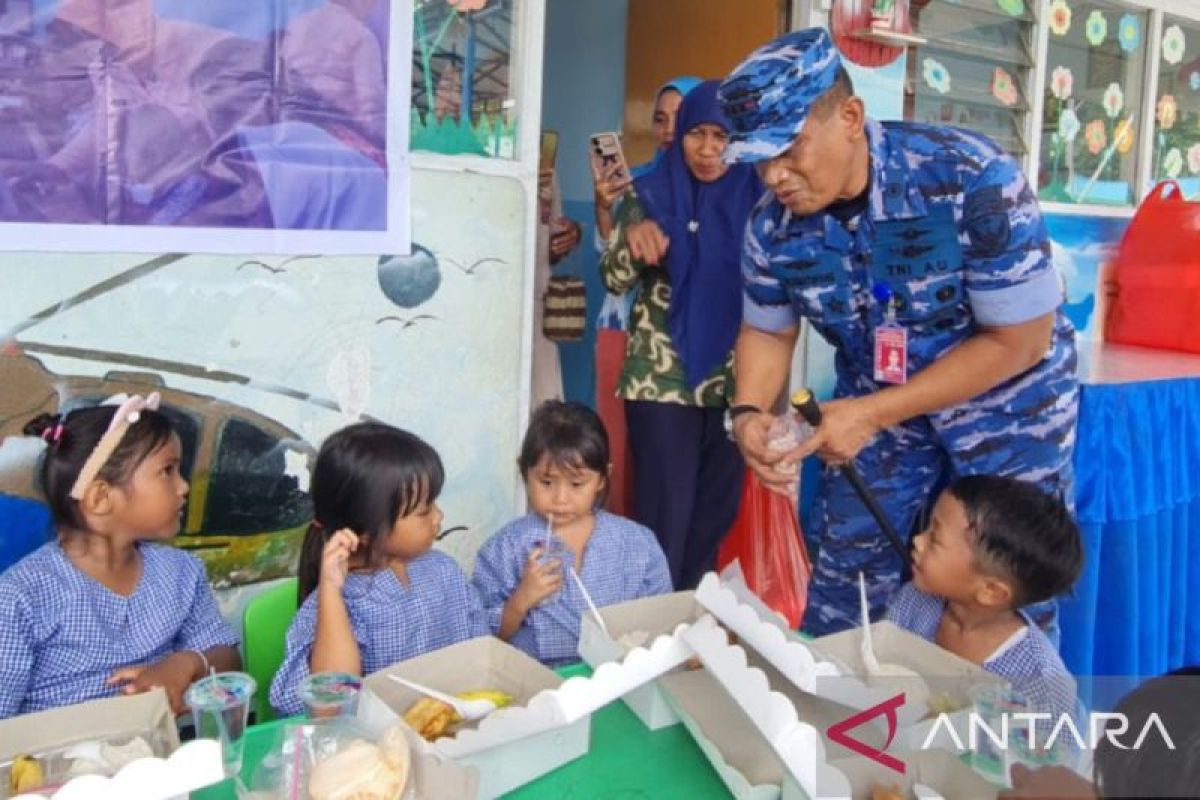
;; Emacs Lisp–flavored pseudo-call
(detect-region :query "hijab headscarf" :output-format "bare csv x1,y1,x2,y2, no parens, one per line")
630,76,703,179
633,79,764,389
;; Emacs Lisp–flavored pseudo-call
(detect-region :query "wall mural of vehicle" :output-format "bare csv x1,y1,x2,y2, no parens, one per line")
0,350,315,588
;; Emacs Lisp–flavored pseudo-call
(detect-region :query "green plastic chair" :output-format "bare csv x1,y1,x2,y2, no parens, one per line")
242,577,299,724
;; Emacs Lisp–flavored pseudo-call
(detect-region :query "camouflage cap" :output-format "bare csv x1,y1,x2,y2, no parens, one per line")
718,28,843,164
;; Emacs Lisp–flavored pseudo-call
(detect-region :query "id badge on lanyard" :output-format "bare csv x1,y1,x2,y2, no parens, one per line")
872,283,907,385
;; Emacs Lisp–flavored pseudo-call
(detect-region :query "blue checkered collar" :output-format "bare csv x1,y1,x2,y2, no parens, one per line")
865,118,928,223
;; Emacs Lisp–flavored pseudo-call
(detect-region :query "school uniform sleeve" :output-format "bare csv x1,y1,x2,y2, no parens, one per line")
471,521,545,660
960,154,1062,327
269,596,318,717
629,520,672,598
270,589,367,718
470,527,522,637
741,198,799,333
985,626,1080,723
171,555,239,653
0,583,35,718
464,579,489,639
434,555,488,640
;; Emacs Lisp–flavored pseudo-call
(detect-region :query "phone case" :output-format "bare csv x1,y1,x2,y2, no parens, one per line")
589,132,631,185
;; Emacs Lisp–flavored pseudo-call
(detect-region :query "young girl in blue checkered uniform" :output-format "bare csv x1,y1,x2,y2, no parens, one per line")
0,397,241,719
885,476,1082,722
270,423,485,717
473,401,671,666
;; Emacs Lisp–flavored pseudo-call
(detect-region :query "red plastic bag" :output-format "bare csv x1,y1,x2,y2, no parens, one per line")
717,470,812,629
1107,181,1200,354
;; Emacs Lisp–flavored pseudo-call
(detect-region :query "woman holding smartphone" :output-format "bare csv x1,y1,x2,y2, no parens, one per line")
591,77,700,519
598,80,763,589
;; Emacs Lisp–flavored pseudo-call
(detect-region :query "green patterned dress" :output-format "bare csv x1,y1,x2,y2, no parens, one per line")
598,199,736,408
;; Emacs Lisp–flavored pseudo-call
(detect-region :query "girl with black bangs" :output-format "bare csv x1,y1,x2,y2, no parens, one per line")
269,422,484,717
0,398,240,718
472,401,670,666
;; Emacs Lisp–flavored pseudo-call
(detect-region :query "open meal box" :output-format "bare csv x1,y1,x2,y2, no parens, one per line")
576,590,705,730
695,567,1007,743
0,689,223,799
681,619,1001,800
358,631,700,799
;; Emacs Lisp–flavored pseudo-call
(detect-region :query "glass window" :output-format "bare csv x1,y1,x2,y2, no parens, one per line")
204,418,311,536
908,0,1036,160
1038,1,1149,206
1150,17,1200,197
411,0,517,158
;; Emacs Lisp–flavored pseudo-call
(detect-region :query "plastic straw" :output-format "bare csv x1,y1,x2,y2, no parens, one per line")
569,567,610,638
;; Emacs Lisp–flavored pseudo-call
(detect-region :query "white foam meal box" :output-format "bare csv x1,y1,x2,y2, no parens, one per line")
576,590,706,730
359,632,697,799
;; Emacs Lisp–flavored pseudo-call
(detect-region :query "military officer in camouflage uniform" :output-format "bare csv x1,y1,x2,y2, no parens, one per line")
720,29,1078,637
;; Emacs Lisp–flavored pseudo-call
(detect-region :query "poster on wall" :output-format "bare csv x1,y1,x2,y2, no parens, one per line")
0,0,411,255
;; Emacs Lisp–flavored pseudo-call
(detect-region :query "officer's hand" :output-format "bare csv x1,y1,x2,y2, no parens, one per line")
793,397,881,466
626,220,670,265
732,412,796,498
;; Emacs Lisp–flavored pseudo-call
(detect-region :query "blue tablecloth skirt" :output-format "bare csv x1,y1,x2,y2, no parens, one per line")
1060,377,1200,679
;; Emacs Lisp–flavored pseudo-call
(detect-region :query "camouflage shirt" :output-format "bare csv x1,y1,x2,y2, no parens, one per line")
742,119,1078,472
599,198,735,407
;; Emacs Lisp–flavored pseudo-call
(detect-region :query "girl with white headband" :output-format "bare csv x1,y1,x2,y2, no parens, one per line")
0,394,240,718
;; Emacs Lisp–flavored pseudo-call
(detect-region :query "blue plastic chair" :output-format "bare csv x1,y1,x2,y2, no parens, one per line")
0,495,52,573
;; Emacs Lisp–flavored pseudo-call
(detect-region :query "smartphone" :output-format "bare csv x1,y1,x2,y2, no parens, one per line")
589,131,632,186
539,130,559,174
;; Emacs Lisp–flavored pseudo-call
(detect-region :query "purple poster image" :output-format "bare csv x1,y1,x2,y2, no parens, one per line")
0,0,410,254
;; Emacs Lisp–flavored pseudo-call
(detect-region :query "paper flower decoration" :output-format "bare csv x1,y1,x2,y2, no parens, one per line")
1050,66,1073,101
923,58,951,95
996,0,1025,16
1157,94,1178,130
1118,14,1140,52
1188,144,1200,175
1058,107,1080,142
1114,119,1135,155
1162,25,1186,66
1049,0,1071,36
1085,120,1107,155
1085,11,1107,46
1102,82,1124,119
1164,147,1183,178
991,68,1018,107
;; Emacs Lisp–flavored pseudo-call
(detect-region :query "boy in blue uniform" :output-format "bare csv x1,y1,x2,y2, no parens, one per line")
721,29,1078,637
886,476,1082,723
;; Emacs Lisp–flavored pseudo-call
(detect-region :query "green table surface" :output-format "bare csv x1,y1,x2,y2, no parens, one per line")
193,663,733,799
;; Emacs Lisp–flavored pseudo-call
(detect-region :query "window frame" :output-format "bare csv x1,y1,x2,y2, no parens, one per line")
793,0,1200,216
1031,0,1200,216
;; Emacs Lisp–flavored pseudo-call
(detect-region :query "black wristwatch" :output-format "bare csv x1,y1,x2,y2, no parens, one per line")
724,404,762,438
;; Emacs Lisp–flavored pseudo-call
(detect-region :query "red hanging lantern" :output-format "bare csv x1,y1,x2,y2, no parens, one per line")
830,0,916,68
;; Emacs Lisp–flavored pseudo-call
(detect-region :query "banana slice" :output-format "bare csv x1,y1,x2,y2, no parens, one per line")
10,754,45,794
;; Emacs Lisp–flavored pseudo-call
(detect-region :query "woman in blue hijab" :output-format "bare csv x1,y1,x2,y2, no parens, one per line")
594,76,700,518
594,77,702,242
598,79,764,589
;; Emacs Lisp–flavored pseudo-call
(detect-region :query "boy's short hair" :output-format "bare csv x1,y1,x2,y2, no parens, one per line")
946,475,1082,608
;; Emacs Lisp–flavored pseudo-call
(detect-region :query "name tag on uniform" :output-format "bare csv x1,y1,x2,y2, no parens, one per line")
874,324,908,385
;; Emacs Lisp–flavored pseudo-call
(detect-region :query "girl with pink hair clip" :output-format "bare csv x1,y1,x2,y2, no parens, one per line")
0,393,241,718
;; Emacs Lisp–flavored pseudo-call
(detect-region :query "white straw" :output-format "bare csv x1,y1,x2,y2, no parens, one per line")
569,566,610,638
